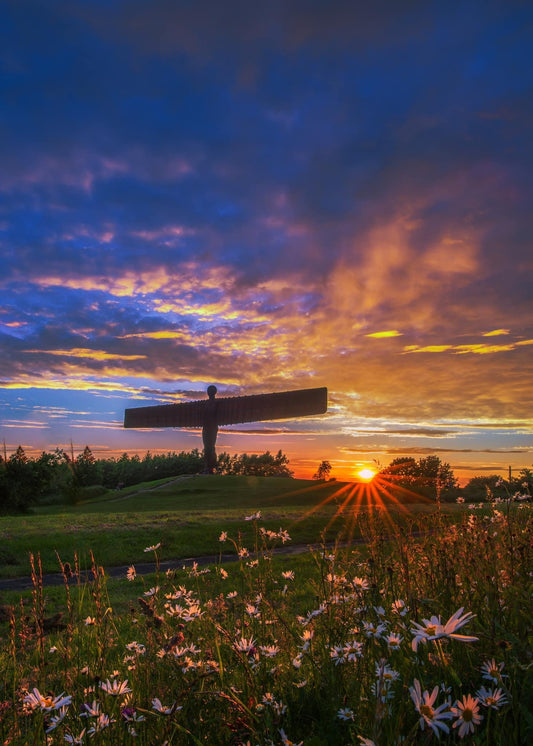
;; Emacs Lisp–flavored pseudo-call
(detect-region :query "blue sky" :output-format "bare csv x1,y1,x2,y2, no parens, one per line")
1,0,532,480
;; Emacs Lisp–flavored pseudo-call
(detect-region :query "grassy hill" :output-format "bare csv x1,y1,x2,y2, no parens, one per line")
0,476,357,578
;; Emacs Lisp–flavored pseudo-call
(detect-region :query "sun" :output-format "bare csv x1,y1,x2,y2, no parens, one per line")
357,467,376,482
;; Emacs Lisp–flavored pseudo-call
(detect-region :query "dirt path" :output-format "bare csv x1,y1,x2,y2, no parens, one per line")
107,473,196,502
0,541,326,592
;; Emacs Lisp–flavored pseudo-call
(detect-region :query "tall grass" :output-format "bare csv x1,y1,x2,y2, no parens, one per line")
0,499,531,744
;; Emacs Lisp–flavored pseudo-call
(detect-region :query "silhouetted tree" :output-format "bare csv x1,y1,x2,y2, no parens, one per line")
515,467,533,496
460,474,508,502
218,450,293,477
74,445,100,486
379,455,457,500
313,460,332,481
1,446,40,512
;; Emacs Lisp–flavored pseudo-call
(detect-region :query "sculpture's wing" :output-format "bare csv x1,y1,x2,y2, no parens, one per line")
124,387,327,428
215,387,327,425
124,399,208,428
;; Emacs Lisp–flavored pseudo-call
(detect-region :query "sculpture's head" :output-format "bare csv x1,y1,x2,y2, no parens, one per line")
207,384,217,399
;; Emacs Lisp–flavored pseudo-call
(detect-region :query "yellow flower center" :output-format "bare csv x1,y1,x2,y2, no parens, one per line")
420,704,434,719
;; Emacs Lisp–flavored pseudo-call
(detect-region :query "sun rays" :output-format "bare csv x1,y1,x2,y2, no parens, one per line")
282,470,437,550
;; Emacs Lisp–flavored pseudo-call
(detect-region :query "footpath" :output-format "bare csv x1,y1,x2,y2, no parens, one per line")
0,541,327,592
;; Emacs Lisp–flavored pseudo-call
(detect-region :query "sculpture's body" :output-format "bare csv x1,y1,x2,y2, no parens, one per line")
124,385,327,474
202,385,219,473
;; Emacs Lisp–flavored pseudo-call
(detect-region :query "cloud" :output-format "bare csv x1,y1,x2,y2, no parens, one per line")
1,0,533,478
342,446,533,455
24,348,147,362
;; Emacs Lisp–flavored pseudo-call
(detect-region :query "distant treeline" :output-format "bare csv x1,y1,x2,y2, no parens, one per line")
1,446,531,514
0,445,293,513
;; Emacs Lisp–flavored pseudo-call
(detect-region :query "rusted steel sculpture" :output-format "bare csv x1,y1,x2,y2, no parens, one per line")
124,385,328,473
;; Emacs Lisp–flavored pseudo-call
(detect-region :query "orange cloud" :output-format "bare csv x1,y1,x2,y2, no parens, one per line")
483,329,510,336
0,375,143,394
366,330,402,338
404,342,518,354
25,348,147,361
119,331,187,340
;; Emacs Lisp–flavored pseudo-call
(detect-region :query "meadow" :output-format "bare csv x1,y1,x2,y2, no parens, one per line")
0,476,531,744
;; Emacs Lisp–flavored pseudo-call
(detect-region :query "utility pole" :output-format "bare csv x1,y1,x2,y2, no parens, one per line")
509,465,512,482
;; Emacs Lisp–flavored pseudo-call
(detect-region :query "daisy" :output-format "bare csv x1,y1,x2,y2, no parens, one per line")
293,679,307,688
330,645,346,665
476,685,509,710
219,531,228,542
481,658,506,683
87,713,115,735
234,636,256,655
451,694,482,738
392,599,408,616
244,511,261,521
80,701,101,718
411,607,478,651
300,629,314,651
144,586,159,597
385,632,403,650
166,603,186,617
245,603,260,618
64,730,86,745
343,640,363,661
363,621,387,639
100,678,132,697
359,738,377,746
144,542,161,552
261,692,274,706
84,616,96,626
125,641,146,654
183,603,203,621
45,706,69,733
441,608,478,642
24,688,72,712
409,678,452,737
272,699,287,716
152,698,180,714
375,661,400,683
337,707,355,721
126,565,136,581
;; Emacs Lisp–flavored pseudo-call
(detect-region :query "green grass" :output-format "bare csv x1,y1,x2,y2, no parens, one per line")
1,476,448,580
0,479,530,745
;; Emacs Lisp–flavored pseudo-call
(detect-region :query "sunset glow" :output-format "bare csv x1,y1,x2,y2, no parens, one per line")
1,2,532,483
357,468,377,482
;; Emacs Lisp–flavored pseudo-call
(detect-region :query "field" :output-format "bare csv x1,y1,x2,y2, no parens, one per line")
0,476,531,744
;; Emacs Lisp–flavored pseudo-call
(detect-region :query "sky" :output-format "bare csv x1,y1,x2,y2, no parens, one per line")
1,0,532,483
